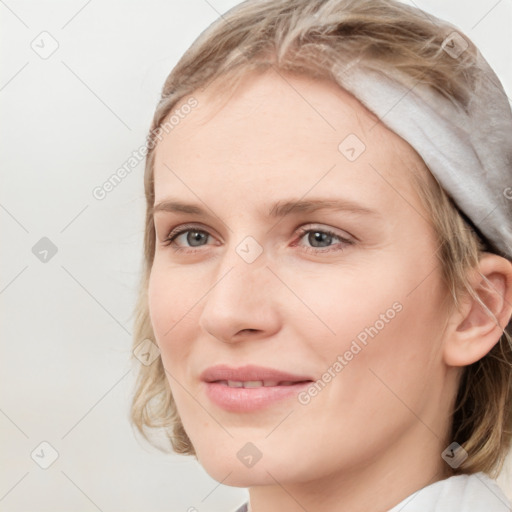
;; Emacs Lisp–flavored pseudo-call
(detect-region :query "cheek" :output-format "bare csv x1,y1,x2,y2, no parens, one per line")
297,254,445,407
282,262,402,351
329,283,444,428
147,262,197,362
289,294,441,472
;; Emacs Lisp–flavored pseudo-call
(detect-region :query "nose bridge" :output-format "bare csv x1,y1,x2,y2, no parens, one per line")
198,235,281,342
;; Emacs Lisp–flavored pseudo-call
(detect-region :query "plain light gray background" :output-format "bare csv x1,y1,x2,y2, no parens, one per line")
1,1,511,510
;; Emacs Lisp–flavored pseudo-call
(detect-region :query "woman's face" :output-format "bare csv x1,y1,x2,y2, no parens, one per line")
148,70,454,487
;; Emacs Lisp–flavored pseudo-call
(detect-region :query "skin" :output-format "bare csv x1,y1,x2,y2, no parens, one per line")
147,69,512,512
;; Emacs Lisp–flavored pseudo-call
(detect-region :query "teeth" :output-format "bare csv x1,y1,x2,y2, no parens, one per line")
244,380,263,388
223,380,284,388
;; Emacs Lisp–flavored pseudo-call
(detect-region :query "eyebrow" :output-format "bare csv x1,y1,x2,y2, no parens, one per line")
152,197,380,219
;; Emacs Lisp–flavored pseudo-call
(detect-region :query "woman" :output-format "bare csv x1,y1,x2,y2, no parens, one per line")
130,1,512,510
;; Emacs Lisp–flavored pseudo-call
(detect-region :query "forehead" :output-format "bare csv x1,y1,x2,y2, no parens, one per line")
153,69,426,213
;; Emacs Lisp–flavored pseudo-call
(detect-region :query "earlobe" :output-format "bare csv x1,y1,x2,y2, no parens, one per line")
443,253,512,367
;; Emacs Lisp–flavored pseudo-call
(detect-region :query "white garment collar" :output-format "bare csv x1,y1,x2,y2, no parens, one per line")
387,472,511,512
239,472,511,512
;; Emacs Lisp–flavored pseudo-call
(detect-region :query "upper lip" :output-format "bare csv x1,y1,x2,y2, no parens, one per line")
200,364,314,383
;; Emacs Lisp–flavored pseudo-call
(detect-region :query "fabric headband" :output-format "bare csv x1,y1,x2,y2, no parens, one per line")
333,50,512,260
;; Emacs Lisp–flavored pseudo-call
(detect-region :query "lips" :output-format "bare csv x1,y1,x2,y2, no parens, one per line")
200,364,313,385
200,365,314,412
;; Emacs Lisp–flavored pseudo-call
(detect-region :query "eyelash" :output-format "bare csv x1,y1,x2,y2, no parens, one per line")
161,224,354,255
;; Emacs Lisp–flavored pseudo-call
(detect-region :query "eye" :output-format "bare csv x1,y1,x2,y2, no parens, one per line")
293,226,353,253
163,224,215,252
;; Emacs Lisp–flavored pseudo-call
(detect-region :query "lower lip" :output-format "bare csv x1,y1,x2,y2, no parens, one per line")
204,381,312,412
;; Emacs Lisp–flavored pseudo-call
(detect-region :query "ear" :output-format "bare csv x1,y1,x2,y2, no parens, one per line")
443,253,512,367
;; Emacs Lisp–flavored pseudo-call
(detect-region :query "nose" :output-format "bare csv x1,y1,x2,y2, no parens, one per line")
198,245,282,344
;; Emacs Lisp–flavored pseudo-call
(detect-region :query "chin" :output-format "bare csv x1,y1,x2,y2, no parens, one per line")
190,437,257,481
193,437,310,487
207,465,271,487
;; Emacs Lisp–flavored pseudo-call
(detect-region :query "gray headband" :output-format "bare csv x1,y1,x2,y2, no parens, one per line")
333,50,512,260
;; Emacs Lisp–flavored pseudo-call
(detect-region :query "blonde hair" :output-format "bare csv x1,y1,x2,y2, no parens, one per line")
130,0,512,477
